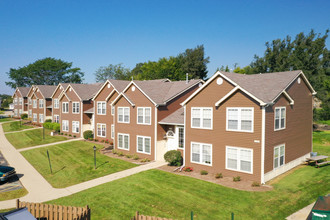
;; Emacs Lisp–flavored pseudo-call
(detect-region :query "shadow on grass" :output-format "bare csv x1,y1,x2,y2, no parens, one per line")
52,166,66,175
96,161,109,169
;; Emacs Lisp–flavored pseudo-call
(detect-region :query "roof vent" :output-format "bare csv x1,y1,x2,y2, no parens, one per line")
186,73,189,84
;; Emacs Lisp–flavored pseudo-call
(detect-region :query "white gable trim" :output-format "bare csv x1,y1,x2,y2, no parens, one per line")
59,84,82,101
12,88,22,98
122,81,158,106
112,92,135,107
92,80,120,101
215,87,239,106
282,91,294,105
105,89,117,102
34,86,45,99
50,83,66,99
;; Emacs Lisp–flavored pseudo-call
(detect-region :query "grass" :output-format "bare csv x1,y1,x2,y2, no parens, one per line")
5,128,67,149
48,132,330,220
2,121,33,132
315,120,330,126
313,130,330,155
0,118,14,123
21,141,138,188
0,188,28,201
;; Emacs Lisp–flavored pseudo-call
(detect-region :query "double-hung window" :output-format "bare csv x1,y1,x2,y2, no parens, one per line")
33,113,37,122
111,124,114,139
28,110,32,118
54,99,59,109
226,108,254,132
97,102,106,115
14,98,17,105
62,120,69,131
117,133,129,150
28,98,32,105
274,144,285,169
178,127,184,149
72,102,80,114
226,146,253,174
54,115,59,123
118,107,130,123
137,136,151,154
274,107,286,130
191,142,212,165
19,109,22,115
39,114,44,123
97,123,106,137
191,107,212,129
39,99,44,108
33,99,37,108
72,121,80,133
62,102,69,113
111,105,115,116
19,98,23,105
137,107,151,125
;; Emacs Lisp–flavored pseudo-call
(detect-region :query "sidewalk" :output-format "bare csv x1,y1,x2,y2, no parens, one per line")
286,202,314,220
4,127,42,134
18,137,84,152
0,125,166,209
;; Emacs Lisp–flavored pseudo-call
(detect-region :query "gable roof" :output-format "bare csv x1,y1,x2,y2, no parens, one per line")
35,85,57,99
182,70,316,106
50,83,70,98
92,79,130,101
17,87,30,97
68,83,103,101
159,107,184,125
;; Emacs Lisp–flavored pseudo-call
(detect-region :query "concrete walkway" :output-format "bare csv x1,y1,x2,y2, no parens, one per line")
5,127,42,134
18,137,84,152
286,202,314,220
0,125,166,209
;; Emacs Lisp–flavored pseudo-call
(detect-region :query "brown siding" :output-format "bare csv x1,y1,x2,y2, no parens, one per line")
185,76,262,182
31,92,44,124
23,97,28,111
264,77,313,173
46,99,52,116
114,84,155,160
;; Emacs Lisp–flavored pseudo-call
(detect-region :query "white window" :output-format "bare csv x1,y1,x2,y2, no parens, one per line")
33,99,37,108
191,107,212,129
118,133,129,150
62,120,69,131
97,123,106,137
226,108,254,132
111,124,114,139
72,121,80,133
191,142,212,166
14,109,18,116
97,102,106,115
275,107,286,130
54,115,59,123
28,110,32,118
178,127,184,149
72,102,80,114
14,98,17,105
111,105,115,116
137,136,151,154
19,98,23,105
33,113,37,122
226,146,253,174
28,98,32,105
19,109,22,115
62,102,69,113
39,99,44,108
274,144,285,169
54,99,59,109
39,114,44,123
137,107,151,125
118,107,130,123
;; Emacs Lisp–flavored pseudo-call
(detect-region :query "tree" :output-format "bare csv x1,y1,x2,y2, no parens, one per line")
0,94,12,108
95,64,131,82
5,58,84,88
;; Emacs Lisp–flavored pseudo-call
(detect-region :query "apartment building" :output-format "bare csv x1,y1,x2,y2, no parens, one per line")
50,83,70,123
12,87,30,117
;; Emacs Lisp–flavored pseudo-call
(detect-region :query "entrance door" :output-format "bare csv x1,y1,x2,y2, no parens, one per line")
166,128,177,151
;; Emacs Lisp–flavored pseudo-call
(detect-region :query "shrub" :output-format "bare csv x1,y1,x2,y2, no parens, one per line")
105,140,109,144
64,133,67,136
117,151,124,156
200,170,208,175
88,137,93,141
112,149,118,154
60,133,63,135
21,113,28,119
164,150,182,166
132,154,139,160
73,135,76,138
233,176,241,182
126,154,133,158
252,181,260,187
215,173,223,179
83,130,93,140
43,122,52,129
69,134,72,137
94,139,99,142
141,158,150,162
45,119,52,123
184,167,193,172
52,123,60,132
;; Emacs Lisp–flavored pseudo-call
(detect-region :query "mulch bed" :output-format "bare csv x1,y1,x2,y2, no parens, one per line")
158,165,273,192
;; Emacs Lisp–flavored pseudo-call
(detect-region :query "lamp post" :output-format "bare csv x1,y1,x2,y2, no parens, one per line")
93,146,97,169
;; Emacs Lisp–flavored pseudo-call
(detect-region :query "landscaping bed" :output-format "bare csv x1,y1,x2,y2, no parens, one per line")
100,146,152,165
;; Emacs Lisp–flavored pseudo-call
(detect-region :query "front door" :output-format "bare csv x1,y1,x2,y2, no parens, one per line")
166,128,177,151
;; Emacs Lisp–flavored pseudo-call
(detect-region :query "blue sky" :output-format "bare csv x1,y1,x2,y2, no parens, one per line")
0,0,329,95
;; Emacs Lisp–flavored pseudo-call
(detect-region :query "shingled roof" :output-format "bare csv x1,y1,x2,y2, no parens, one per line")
70,83,103,100
108,79,130,93
159,107,184,125
133,79,203,105
35,85,57,98
17,87,30,97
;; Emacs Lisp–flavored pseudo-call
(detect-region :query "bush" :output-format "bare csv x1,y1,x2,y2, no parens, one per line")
64,133,67,136
126,154,133,158
88,137,93,141
215,173,223,179
94,139,99,142
117,151,124,156
73,135,76,138
200,170,208,175
233,176,241,182
45,119,52,123
21,113,28,119
132,154,139,160
184,167,193,172
43,122,52,129
164,150,182,166
52,123,60,132
83,130,93,140
60,133,63,135
69,134,72,137
112,149,118,154
252,181,260,187
141,158,150,162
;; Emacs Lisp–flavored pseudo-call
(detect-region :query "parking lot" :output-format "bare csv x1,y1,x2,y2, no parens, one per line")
0,151,23,193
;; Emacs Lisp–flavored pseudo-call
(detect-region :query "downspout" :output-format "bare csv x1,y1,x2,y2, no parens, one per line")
154,107,157,161
80,101,83,138
183,105,186,166
261,106,266,184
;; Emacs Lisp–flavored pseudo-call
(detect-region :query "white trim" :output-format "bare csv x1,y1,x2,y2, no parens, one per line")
32,113,37,122
121,81,158,106
183,106,186,166
62,120,69,132
72,121,80,133
72,102,80,114
117,107,130,123
261,107,266,184
190,107,213,130
226,107,254,133
39,114,44,123
96,101,107,115
80,101,83,138
154,106,157,161
117,133,130,151
190,142,212,166
39,99,44,108
136,135,152,155
273,144,285,169
274,107,286,131
282,91,294,105
111,124,114,139
215,87,239,106
112,92,135,107
96,123,106,137
92,80,119,101
158,122,184,126
225,146,253,174
137,107,152,125
53,99,59,109
105,89,117,102
62,102,69,113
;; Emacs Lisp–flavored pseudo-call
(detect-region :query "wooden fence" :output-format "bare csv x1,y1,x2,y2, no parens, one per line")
131,211,174,220
16,199,90,220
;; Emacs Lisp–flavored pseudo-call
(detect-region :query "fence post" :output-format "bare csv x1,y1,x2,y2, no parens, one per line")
191,211,193,220
136,211,139,220
231,212,234,220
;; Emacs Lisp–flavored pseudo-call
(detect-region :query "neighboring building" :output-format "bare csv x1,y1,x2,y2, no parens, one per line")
112,79,203,161
179,70,315,183
59,83,103,137
92,79,130,142
30,85,57,124
50,83,70,123
12,87,30,117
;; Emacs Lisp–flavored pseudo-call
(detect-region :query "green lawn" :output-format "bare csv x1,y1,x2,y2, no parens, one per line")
0,188,28,201
313,130,330,155
2,121,33,132
48,132,330,220
5,128,67,149
0,118,14,123
21,141,138,188
315,120,330,126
